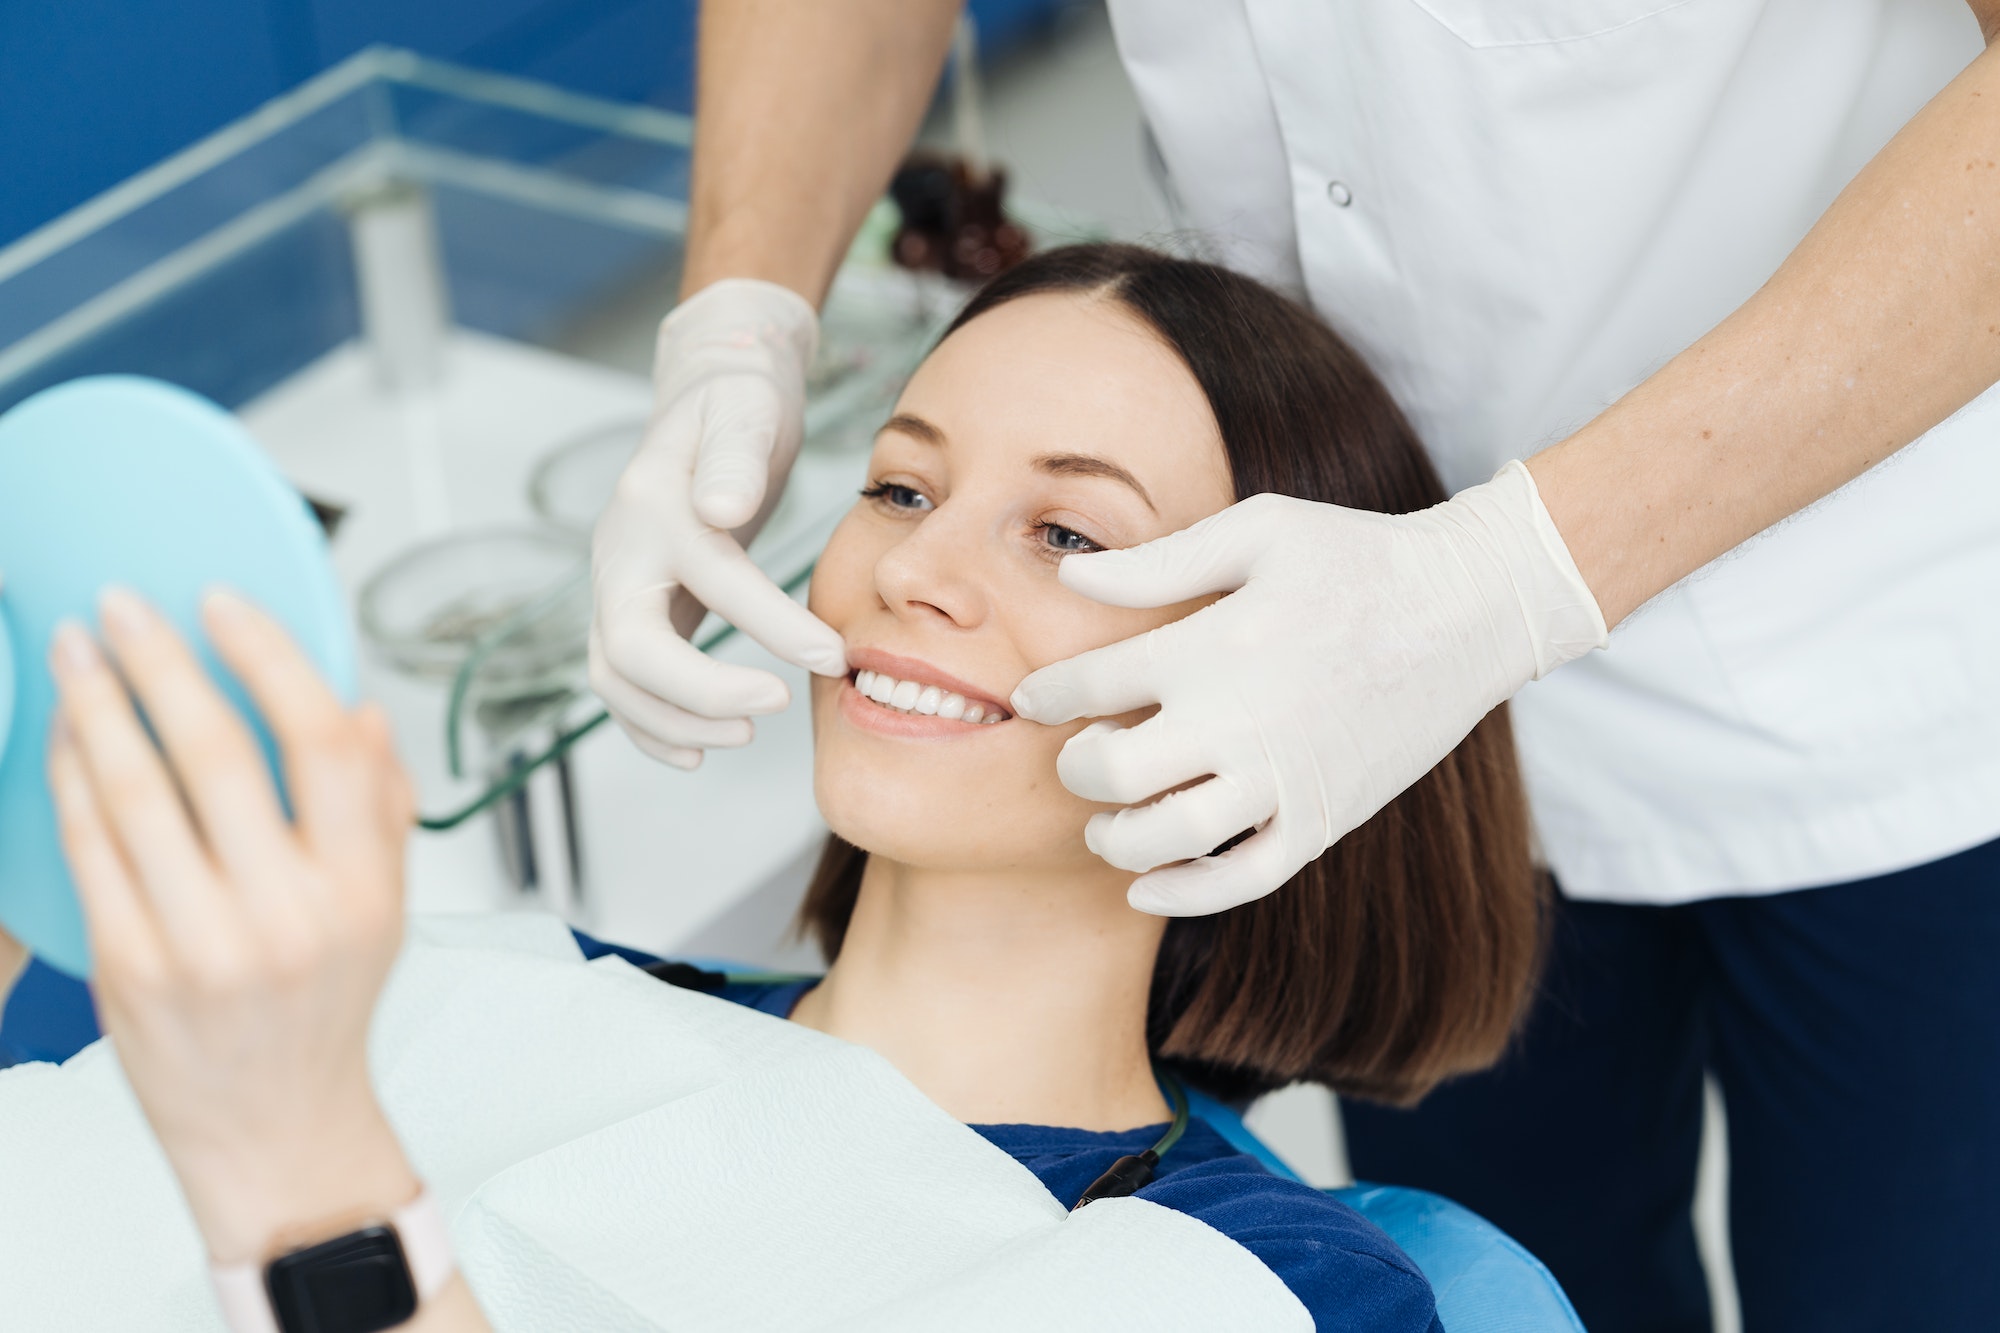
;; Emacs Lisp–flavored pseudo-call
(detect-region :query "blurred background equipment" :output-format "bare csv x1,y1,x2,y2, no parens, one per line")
0,0,1176,1053
0,0,1095,251
0,49,926,1048
889,18,1031,282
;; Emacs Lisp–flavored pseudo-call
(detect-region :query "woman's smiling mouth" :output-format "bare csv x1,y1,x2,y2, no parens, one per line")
838,649,1014,737
854,668,1005,723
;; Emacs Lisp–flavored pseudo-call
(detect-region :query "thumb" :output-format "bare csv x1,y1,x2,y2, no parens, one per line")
1057,497,1272,609
690,379,788,530
1010,624,1168,724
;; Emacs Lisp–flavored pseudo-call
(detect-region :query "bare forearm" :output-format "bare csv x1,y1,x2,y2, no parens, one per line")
194,1114,494,1332
682,0,962,304
1529,38,2000,625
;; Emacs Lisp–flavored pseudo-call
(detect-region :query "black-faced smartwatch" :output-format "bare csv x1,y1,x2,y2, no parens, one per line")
210,1187,455,1333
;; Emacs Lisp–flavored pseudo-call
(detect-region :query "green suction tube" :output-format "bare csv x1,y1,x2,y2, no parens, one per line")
416,561,819,832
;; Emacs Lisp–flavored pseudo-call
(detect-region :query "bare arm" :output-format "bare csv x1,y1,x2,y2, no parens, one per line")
1530,8,2000,625
681,0,964,303
44,592,496,1330
0,923,25,1013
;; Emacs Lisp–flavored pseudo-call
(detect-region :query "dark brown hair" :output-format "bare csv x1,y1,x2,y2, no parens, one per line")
800,243,1543,1106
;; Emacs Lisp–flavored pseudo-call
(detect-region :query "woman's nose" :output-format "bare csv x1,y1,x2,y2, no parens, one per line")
872,505,991,629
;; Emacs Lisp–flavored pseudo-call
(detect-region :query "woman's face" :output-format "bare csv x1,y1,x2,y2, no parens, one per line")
809,292,1235,877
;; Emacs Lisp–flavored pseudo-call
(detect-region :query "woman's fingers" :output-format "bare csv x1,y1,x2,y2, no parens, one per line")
200,591,387,886
49,621,243,960
95,588,297,884
47,712,169,984
355,704,416,836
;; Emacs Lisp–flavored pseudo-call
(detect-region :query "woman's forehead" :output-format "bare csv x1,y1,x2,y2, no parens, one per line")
890,293,1228,502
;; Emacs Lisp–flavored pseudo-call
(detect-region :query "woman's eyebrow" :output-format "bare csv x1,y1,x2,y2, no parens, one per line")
1033,453,1157,513
879,415,1157,512
880,413,946,446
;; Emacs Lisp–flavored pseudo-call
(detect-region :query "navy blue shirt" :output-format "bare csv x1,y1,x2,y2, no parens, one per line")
721,976,1440,1332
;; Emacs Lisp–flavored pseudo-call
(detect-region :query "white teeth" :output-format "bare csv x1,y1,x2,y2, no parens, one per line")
853,670,1004,724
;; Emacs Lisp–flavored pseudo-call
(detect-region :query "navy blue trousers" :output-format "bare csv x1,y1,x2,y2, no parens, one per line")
1341,836,2000,1333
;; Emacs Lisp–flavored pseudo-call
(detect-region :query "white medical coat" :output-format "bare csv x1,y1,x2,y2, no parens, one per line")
1105,0,2000,903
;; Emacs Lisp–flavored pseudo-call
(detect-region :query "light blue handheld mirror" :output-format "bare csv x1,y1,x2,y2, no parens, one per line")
0,377,355,979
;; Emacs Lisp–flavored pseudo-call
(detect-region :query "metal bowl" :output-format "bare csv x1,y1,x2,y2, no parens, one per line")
358,526,588,701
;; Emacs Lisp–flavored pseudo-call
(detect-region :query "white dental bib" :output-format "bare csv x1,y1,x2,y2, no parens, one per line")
0,915,1307,1330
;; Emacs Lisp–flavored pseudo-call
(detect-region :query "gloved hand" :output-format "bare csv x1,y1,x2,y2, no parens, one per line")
1010,461,1608,916
590,278,848,770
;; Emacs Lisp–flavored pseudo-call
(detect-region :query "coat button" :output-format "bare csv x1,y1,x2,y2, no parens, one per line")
1326,180,1354,207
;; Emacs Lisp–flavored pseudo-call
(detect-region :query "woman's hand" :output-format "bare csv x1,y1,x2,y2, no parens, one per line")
45,587,419,1265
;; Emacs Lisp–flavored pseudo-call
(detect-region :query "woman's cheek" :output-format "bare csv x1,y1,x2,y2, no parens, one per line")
805,509,874,628
1015,597,1190,676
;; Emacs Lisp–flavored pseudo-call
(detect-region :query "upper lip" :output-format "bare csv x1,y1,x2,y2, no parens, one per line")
844,647,1014,719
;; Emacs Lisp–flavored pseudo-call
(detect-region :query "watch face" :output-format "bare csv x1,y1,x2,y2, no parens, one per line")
266,1225,418,1333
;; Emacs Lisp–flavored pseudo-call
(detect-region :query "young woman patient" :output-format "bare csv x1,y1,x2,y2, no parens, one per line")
23,244,1542,1331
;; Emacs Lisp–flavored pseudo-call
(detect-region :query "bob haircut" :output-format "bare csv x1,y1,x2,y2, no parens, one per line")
799,243,1544,1106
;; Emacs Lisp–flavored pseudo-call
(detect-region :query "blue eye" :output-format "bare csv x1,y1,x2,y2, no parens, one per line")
859,481,933,513
1037,522,1102,555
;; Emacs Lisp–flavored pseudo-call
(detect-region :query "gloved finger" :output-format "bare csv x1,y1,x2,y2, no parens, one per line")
592,422,691,621
618,720,704,772
1009,627,1167,725
588,635,756,749
689,374,791,532
1055,496,1277,609
1084,774,1276,874
1055,714,1212,805
593,606,793,720
676,529,847,677
1123,820,1309,917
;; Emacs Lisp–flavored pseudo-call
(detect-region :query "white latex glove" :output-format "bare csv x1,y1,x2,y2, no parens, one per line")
1010,461,1608,916
590,278,848,769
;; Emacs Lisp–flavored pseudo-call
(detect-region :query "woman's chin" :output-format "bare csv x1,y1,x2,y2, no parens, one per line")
809,667,1115,879
812,755,1081,878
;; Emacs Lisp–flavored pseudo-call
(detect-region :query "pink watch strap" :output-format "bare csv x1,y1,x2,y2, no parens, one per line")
210,1186,455,1333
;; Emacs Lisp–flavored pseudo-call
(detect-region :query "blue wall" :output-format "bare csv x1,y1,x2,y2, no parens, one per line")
0,0,1074,252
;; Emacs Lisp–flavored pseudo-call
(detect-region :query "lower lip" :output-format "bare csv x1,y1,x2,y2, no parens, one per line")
836,676,1011,739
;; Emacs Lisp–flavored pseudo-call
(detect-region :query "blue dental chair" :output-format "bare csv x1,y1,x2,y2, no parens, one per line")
2,954,1584,1333
1180,1085,1584,1333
